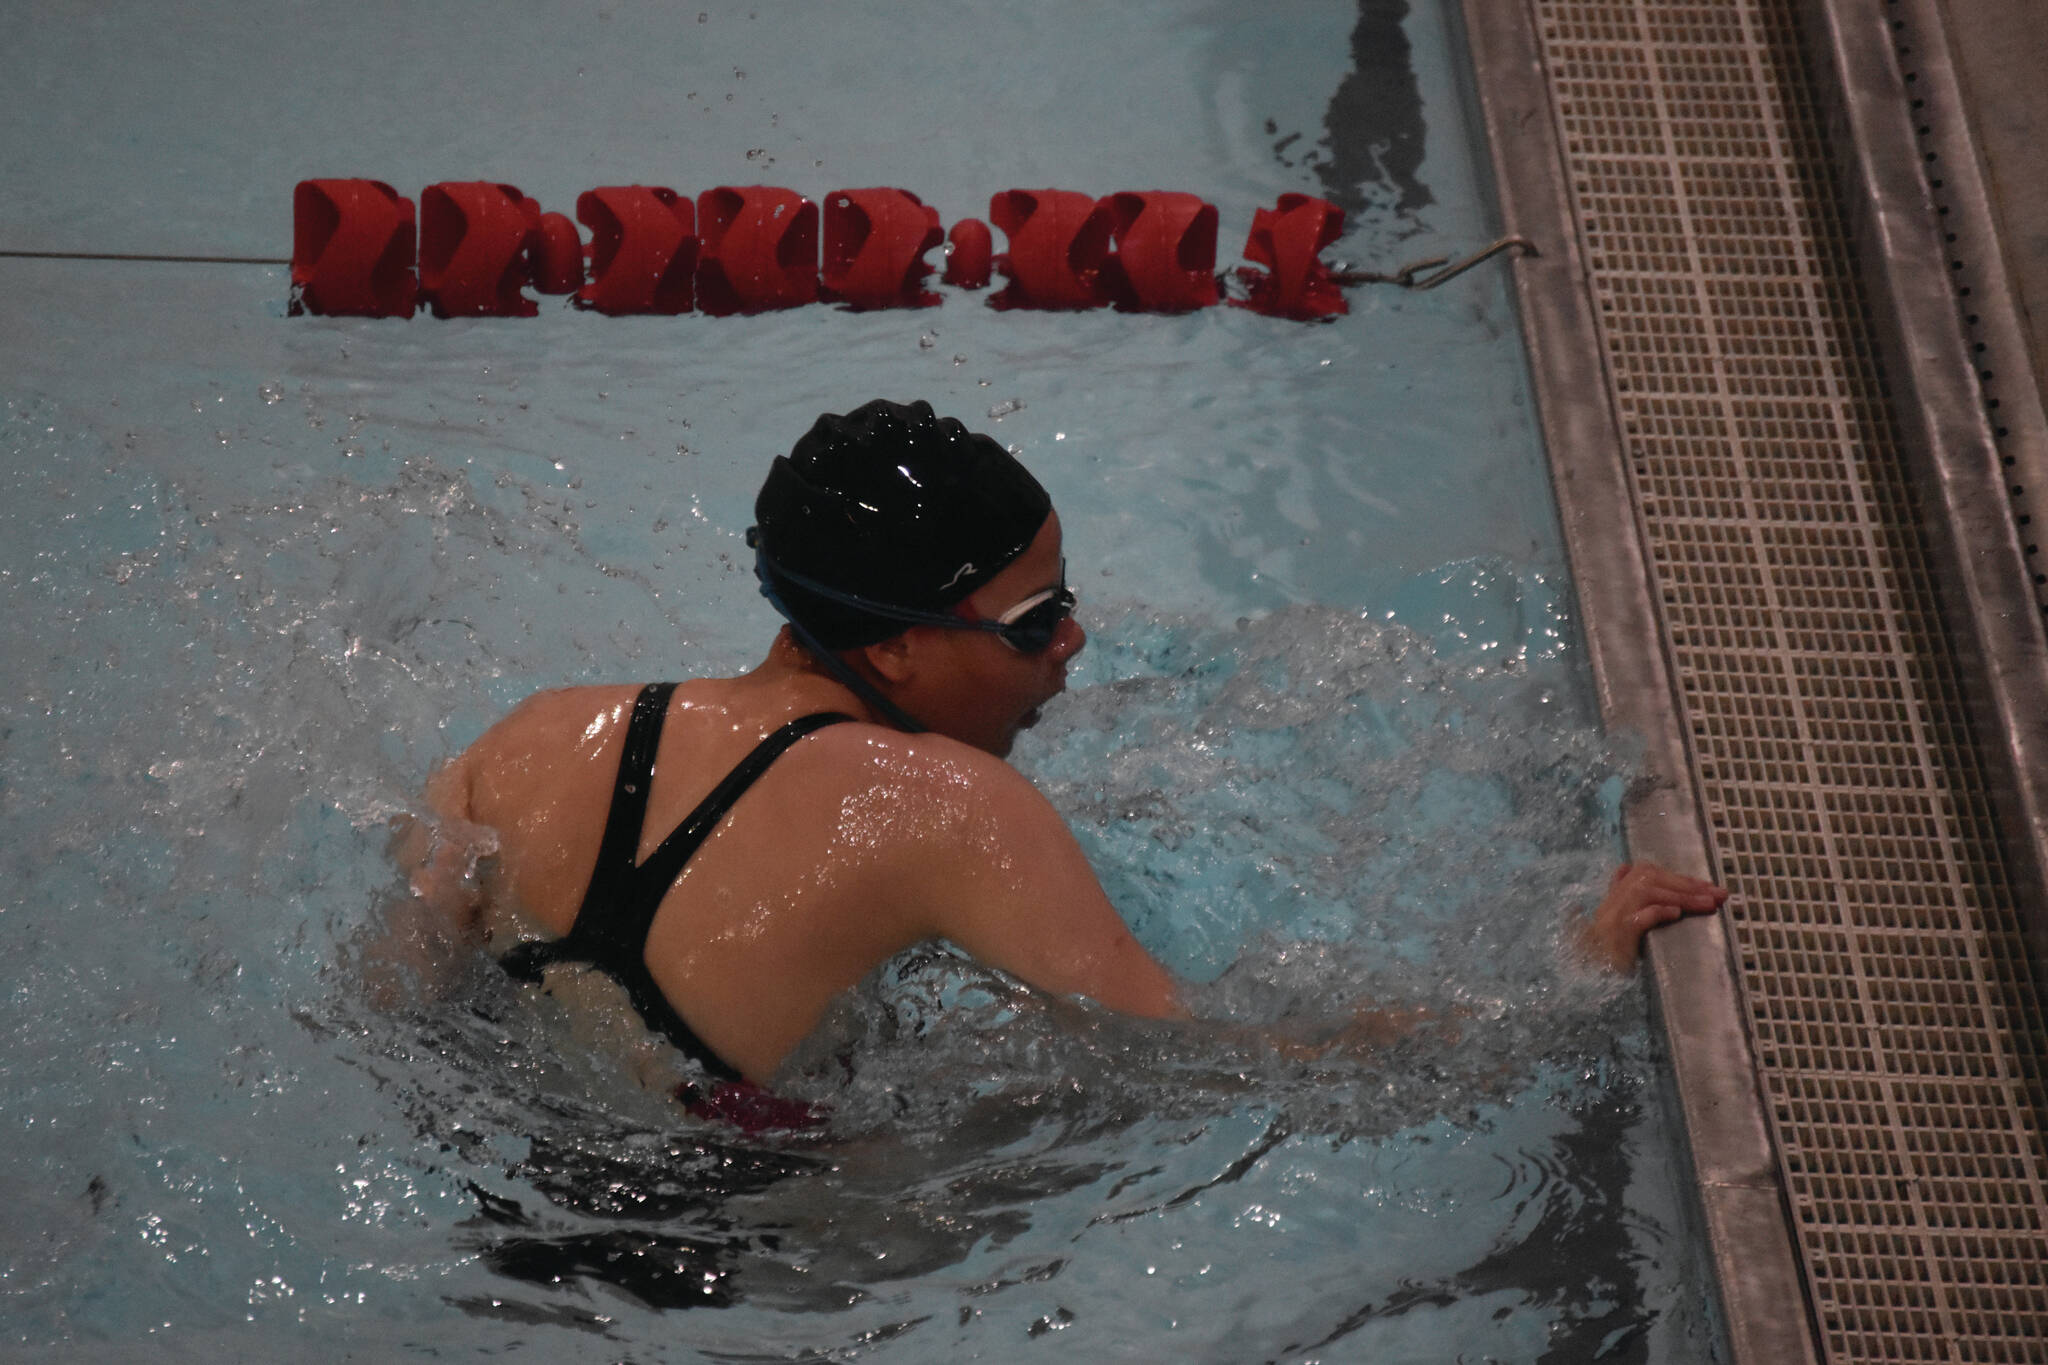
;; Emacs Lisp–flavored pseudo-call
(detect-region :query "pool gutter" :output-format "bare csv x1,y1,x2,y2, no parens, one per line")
1454,4,1823,1362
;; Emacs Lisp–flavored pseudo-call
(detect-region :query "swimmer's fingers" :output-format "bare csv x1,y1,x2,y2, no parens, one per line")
1581,861,1728,971
1615,860,1726,904
1612,864,1727,924
1627,900,1687,934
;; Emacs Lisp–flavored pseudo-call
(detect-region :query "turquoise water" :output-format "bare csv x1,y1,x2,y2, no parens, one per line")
0,2,1723,1360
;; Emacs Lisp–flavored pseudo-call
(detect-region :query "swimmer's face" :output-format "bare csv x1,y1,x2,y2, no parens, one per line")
912,512,1084,757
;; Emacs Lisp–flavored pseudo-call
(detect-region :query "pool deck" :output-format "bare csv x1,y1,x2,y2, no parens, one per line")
1465,1,2048,1361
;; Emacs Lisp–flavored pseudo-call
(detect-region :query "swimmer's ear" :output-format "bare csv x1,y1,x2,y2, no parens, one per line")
857,631,918,684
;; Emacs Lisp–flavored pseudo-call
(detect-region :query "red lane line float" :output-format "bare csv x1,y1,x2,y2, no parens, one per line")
821,188,942,310
290,180,1359,321
696,186,818,315
988,189,1115,310
576,185,696,315
943,218,992,290
531,207,585,296
290,179,417,318
419,181,540,318
1103,191,1219,313
1233,192,1348,321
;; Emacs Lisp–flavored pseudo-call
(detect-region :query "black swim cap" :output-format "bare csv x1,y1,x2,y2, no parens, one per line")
751,399,1052,648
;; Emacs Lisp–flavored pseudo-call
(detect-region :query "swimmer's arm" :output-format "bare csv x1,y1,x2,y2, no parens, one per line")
930,777,1458,1053
925,765,1189,1022
360,751,494,1005
1315,863,1726,1055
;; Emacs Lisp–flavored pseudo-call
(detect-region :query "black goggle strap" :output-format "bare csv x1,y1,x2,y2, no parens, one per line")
749,541,929,735
748,547,985,634
752,538,1069,652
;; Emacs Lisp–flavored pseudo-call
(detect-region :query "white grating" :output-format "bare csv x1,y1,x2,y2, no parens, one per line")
1531,0,2048,1360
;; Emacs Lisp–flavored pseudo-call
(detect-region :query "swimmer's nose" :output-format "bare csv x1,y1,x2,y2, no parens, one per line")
1050,614,1086,662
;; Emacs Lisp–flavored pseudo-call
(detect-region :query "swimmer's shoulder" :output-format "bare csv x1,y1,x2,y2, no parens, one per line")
792,722,1069,855
457,683,642,759
488,683,646,740
796,724,1176,1016
444,684,652,812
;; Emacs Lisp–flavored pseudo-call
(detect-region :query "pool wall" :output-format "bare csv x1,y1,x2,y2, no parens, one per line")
1464,0,2048,1360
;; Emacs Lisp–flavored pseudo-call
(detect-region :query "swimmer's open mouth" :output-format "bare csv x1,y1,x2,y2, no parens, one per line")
1021,684,1065,730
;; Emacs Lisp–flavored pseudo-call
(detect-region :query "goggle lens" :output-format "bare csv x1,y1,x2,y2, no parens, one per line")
993,586,1078,653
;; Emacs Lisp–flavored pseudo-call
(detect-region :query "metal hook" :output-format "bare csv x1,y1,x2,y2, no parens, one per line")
1393,235,1539,289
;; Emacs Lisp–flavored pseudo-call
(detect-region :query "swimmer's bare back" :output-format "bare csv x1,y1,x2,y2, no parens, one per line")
425,672,1188,1083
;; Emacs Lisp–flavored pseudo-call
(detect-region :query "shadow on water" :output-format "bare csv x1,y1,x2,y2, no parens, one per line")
1315,0,1435,219
1280,1089,1660,1365
360,972,1128,1326
456,1134,822,1316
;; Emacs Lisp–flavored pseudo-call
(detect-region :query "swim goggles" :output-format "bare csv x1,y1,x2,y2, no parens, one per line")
952,575,1078,653
747,531,1077,654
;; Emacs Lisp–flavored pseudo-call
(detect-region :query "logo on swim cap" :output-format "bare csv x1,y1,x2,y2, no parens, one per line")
939,562,976,593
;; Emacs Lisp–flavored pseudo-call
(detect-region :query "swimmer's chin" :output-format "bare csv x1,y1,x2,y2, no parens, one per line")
995,706,1045,759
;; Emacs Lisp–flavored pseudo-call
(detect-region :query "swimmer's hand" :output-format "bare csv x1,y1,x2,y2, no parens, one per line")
358,812,494,1007
1577,861,1727,972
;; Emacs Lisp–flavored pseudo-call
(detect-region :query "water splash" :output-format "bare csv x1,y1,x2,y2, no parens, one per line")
757,597,1641,1142
1,390,1698,1359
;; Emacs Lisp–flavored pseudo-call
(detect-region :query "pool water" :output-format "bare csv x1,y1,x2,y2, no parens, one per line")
0,2,1725,1359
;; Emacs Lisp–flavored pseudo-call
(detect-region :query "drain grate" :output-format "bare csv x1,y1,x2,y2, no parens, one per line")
1530,0,2048,1359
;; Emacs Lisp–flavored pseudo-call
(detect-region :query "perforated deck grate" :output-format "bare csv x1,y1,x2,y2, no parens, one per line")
1529,1,2048,1359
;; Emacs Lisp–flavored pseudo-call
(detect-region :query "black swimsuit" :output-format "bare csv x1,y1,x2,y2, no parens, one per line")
499,682,853,1082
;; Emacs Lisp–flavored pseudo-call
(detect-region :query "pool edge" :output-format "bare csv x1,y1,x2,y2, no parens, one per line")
1454,3,1825,1362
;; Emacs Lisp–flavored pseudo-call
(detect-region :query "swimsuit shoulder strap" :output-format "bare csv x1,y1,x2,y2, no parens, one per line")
630,709,855,899
499,681,676,981
498,701,855,1081
586,680,681,923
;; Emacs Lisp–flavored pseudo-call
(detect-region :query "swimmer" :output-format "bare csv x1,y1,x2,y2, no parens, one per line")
379,399,1725,1117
